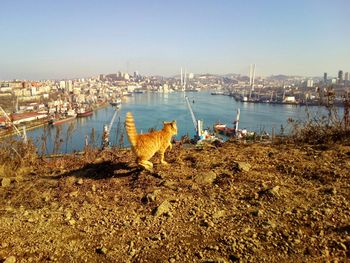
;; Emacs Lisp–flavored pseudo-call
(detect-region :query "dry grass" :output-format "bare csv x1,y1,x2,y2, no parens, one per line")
287,89,350,145
0,138,38,177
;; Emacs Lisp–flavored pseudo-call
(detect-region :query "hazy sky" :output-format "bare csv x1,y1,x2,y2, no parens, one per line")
0,0,349,80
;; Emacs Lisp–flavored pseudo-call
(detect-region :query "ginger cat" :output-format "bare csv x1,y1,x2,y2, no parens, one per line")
125,112,177,170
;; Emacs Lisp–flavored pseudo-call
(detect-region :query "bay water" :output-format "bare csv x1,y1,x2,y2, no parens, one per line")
24,91,332,154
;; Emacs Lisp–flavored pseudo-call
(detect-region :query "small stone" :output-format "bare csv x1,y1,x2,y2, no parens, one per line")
4,256,16,263
294,239,301,244
1,178,11,187
153,200,172,217
141,190,160,204
268,186,280,197
92,185,96,192
68,219,76,225
69,191,79,197
65,211,72,220
96,247,107,254
324,187,337,195
251,209,262,217
213,210,226,219
194,171,217,184
338,242,347,251
232,161,251,172
77,179,84,185
15,176,23,183
1,242,9,248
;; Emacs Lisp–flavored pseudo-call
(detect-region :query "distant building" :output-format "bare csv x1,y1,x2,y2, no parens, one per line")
59,81,66,89
188,73,194,79
323,72,327,83
65,80,73,92
284,96,296,103
30,87,37,96
306,79,314,88
345,72,350,81
338,70,343,83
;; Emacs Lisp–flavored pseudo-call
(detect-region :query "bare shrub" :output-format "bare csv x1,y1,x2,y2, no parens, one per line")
288,87,350,144
0,138,38,176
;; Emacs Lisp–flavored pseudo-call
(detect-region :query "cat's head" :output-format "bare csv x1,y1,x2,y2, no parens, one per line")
163,120,177,135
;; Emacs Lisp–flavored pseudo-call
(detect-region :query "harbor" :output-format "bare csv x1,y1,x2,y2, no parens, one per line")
7,91,333,154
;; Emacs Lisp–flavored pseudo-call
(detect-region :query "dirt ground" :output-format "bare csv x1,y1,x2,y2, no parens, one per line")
0,140,349,262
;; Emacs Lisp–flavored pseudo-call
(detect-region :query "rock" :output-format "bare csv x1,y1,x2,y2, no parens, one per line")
14,176,23,183
251,209,262,217
204,257,229,263
153,200,172,217
65,211,72,220
4,256,16,263
141,190,160,204
213,210,226,219
1,178,11,187
96,247,107,254
194,171,217,184
338,242,347,251
77,178,84,185
69,191,79,197
324,187,337,195
91,184,97,192
232,162,251,172
268,186,280,197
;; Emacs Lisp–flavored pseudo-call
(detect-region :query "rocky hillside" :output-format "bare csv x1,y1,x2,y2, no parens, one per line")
0,140,349,262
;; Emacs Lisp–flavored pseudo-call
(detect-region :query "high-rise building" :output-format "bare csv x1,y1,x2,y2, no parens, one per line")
306,79,314,88
323,72,327,83
65,80,73,92
338,70,343,82
345,72,350,81
59,80,66,89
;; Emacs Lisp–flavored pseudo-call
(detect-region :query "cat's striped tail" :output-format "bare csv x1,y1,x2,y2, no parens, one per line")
125,112,137,147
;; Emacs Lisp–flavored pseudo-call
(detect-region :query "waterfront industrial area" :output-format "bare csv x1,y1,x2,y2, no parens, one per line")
0,68,349,137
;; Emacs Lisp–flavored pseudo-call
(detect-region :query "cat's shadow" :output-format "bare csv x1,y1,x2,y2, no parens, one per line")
47,161,142,180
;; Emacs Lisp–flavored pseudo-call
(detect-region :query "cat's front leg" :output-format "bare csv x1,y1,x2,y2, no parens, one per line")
159,151,169,165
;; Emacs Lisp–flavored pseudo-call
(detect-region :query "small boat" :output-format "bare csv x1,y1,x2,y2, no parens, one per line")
214,123,236,136
49,115,76,125
133,89,146,94
110,97,122,107
211,91,224,95
185,88,200,92
76,107,93,117
214,109,240,137
49,109,77,125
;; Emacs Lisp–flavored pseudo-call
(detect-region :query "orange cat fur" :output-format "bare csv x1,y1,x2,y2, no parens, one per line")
125,112,177,170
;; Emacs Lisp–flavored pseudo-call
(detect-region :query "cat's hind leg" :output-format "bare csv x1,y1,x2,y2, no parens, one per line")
138,159,154,171
159,151,169,165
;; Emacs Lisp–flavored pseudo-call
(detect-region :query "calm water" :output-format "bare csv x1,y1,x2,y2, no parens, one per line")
24,91,332,154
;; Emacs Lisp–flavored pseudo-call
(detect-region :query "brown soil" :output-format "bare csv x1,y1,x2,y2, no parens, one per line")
1,140,350,262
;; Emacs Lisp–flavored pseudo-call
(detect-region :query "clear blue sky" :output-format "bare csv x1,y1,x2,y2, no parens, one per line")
0,0,349,80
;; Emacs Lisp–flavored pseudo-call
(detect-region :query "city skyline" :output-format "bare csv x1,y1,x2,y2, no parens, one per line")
0,0,349,80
